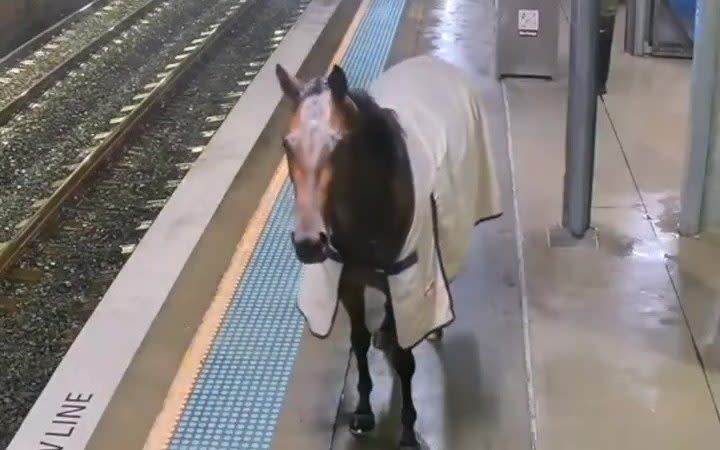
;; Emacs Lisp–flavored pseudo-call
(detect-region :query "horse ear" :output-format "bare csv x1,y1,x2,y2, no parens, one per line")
276,64,301,103
327,65,348,102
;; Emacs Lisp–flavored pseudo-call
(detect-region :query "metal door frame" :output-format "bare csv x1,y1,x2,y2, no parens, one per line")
625,0,653,55
625,0,694,57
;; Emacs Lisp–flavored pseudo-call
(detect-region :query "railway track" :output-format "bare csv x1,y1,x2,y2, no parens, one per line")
0,0,249,273
0,0,168,126
0,0,250,275
0,0,107,66
0,0,309,444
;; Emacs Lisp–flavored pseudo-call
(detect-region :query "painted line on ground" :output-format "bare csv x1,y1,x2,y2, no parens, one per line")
141,0,373,448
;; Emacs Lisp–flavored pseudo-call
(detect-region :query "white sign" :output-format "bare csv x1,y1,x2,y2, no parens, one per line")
518,9,539,36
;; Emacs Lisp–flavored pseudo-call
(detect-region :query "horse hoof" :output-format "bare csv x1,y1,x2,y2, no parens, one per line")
427,329,443,341
399,429,420,449
399,439,420,449
399,445,420,450
349,412,375,435
372,330,392,350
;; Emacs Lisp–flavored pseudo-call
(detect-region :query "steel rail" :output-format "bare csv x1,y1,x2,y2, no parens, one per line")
0,0,111,67
0,0,253,275
0,0,165,127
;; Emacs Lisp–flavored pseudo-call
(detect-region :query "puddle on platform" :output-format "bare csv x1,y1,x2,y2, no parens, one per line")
652,194,681,235
419,0,494,77
599,230,671,263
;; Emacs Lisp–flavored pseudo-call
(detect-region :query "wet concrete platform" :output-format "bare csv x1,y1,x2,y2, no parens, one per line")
504,5,720,449
278,2,720,449
54,1,720,449
275,0,533,449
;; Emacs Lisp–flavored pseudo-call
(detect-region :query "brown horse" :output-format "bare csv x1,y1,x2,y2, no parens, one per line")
277,62,423,448
276,55,501,449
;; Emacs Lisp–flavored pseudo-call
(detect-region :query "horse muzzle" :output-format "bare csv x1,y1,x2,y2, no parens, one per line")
290,232,328,264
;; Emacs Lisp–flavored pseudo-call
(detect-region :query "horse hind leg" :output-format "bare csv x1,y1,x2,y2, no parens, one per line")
372,298,394,350
389,337,420,449
340,283,376,435
376,305,419,448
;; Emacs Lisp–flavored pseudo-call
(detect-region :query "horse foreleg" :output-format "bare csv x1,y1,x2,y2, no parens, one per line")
390,343,419,449
340,283,375,435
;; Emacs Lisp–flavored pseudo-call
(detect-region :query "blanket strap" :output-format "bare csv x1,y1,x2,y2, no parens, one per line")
325,247,418,276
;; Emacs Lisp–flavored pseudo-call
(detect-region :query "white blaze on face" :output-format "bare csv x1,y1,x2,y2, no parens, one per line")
286,89,341,241
298,91,336,167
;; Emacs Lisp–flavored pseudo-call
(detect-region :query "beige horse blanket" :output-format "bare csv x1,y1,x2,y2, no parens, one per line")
297,55,502,349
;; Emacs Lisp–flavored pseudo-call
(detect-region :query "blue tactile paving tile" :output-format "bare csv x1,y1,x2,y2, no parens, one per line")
169,1,407,448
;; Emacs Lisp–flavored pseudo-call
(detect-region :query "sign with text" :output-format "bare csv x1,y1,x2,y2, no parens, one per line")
518,9,540,36
38,393,94,450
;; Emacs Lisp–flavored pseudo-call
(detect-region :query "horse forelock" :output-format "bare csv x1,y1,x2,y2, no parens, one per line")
299,77,326,99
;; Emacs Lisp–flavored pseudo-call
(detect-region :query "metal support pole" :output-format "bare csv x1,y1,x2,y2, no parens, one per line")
679,0,719,236
624,0,638,53
562,0,600,238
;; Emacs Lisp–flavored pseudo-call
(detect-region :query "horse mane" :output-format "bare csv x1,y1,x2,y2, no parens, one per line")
346,88,406,164
325,87,414,267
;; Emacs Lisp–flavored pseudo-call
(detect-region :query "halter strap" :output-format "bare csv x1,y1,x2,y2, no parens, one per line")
325,245,418,276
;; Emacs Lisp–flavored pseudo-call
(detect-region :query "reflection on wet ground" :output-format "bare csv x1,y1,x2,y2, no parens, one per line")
504,3,720,447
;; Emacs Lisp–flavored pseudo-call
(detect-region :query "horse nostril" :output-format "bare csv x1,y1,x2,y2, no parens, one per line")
318,232,328,245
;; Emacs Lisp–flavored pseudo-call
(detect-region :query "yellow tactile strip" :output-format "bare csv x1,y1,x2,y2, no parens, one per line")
143,160,289,450
141,0,372,448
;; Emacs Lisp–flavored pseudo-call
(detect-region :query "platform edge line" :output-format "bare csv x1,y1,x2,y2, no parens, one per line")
502,80,538,450
141,0,372,447
328,0,373,72
142,160,289,450
5,1,352,449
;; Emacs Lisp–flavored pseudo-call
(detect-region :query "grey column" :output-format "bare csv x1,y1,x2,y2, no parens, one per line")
562,0,600,238
680,0,720,236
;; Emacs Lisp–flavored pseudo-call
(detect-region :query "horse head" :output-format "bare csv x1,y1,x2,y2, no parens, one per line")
275,63,414,269
275,64,357,264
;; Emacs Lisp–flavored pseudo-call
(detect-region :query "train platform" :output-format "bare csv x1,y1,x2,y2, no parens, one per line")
505,4,720,449
7,1,720,449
